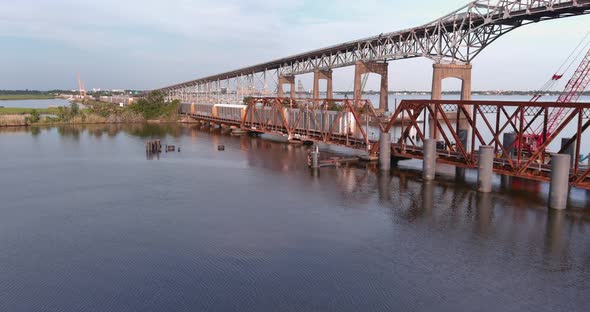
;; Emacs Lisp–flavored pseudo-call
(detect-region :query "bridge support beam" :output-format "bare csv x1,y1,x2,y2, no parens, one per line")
278,75,296,99
430,63,472,139
354,61,388,112
313,69,333,104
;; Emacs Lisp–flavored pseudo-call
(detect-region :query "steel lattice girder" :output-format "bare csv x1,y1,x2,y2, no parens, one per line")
385,99,590,190
155,0,590,96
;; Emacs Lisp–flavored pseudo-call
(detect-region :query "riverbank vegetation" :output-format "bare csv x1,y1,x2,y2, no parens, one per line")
0,90,55,100
0,91,180,127
0,107,60,115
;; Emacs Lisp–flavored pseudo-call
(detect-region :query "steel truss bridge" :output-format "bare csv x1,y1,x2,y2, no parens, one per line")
180,98,590,190
154,0,590,105
152,1,590,190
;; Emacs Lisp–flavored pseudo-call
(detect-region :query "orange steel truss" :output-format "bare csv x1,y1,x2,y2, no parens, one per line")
241,97,383,150
383,99,590,190
180,98,590,190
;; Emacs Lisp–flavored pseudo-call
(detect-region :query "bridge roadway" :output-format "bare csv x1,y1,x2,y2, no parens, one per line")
180,97,590,191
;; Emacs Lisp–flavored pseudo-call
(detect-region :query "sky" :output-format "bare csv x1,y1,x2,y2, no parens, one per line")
0,0,588,91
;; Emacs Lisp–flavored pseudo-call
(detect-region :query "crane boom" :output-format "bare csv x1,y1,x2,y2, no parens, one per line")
545,49,590,134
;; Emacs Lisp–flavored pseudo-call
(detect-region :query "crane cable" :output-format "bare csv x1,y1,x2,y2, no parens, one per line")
530,31,590,101
555,31,590,78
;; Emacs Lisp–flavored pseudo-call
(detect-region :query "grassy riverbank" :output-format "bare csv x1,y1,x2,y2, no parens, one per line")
0,91,181,127
0,94,55,100
0,107,60,115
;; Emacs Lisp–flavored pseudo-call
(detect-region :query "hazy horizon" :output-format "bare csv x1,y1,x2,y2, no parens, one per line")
1,0,588,92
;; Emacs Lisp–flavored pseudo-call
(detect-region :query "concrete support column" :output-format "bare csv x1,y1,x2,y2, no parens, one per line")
503,132,517,158
430,63,472,139
477,146,494,193
549,154,571,210
353,61,389,112
278,75,296,99
379,131,391,171
560,138,576,167
313,69,333,104
423,139,437,181
310,145,320,169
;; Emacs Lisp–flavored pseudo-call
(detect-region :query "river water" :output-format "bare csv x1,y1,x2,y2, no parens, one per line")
0,123,588,312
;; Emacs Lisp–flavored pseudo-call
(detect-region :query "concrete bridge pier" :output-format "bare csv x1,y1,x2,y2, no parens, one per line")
429,63,472,139
313,69,333,103
278,75,296,99
423,139,437,181
379,131,391,171
477,146,494,193
549,154,571,210
310,144,320,169
353,60,389,111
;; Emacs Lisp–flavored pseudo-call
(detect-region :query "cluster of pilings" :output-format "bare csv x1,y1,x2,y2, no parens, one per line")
146,140,162,153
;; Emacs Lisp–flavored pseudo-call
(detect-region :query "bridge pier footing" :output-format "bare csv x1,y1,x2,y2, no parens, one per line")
477,146,494,193
549,154,571,210
379,132,391,171
423,139,437,181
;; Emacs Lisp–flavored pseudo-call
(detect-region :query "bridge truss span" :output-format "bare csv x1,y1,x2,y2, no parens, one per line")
180,98,590,190
156,0,590,102
383,99,590,189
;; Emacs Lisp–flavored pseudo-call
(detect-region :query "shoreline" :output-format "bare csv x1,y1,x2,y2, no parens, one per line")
0,119,196,128
0,96,56,101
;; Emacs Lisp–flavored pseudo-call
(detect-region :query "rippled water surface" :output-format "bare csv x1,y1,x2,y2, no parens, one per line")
0,124,588,312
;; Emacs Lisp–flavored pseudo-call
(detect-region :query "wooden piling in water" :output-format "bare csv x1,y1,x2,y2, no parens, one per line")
146,140,162,153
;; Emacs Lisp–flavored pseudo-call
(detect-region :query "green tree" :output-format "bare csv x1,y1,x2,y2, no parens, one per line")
132,91,179,120
29,109,40,123
70,102,80,115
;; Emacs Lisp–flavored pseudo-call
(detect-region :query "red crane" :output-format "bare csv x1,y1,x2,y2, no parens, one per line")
542,49,590,134
521,36,590,152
